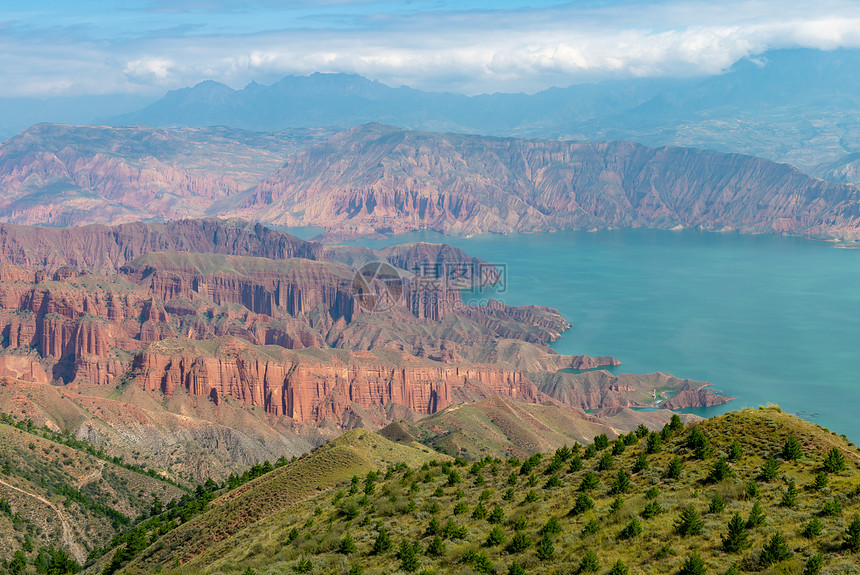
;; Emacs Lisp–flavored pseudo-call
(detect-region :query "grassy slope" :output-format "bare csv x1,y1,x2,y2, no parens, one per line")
137,407,860,575
380,395,695,460
124,430,445,572
0,423,184,563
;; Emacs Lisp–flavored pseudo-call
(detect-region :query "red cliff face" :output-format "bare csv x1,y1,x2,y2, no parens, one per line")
131,340,540,424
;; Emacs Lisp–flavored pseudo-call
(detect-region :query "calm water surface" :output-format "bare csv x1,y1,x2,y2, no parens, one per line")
341,229,860,441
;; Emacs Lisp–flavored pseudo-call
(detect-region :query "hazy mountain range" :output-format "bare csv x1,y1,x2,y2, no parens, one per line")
98,48,860,183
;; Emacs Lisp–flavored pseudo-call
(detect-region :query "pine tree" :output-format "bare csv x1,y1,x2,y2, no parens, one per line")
727,440,742,462
506,532,532,554
824,447,846,473
782,436,803,460
678,553,708,575
486,526,506,547
640,500,663,519
669,413,684,432
427,535,446,557
780,479,798,508
507,563,526,575
372,526,392,554
598,452,614,471
540,516,562,536
811,471,828,490
665,457,684,479
635,423,649,438
802,553,824,575
632,453,649,473
397,541,420,572
578,550,600,572
608,559,629,575
708,458,734,483
618,518,642,539
802,517,823,538
760,456,780,481
579,471,599,491
746,501,766,528
594,434,609,450
675,505,704,536
488,506,505,524
338,533,357,554
569,456,582,473
294,557,313,573
570,492,594,515
610,470,632,495
759,531,791,567
535,535,555,560
844,515,860,552
646,432,662,453
708,494,726,514
721,513,750,553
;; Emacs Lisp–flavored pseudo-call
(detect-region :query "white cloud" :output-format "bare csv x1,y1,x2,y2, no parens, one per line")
3,0,860,97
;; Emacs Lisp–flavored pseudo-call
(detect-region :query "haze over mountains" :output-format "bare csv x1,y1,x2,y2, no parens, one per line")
101,48,860,183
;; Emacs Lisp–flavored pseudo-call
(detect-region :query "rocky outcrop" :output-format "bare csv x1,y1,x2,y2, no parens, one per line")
0,219,320,274
232,124,860,240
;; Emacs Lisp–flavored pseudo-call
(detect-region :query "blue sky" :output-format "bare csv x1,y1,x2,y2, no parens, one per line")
3,0,860,97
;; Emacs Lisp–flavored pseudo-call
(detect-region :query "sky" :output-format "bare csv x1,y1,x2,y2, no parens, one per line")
3,0,860,98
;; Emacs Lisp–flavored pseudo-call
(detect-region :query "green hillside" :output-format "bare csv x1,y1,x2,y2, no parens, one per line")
0,417,184,571
116,407,860,575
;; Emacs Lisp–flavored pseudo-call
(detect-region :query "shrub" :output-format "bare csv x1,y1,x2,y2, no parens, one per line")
802,517,823,538
348,564,363,575
760,456,780,482
618,518,642,539
486,526,506,547
824,447,846,473
721,513,750,553
759,531,791,567
665,457,684,480
678,553,707,575
288,527,300,542
674,505,704,536
782,436,803,461
578,550,600,572
746,501,766,528
423,534,445,559
506,532,532,554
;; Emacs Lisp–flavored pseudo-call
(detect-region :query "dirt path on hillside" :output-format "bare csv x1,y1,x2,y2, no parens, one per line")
0,477,86,564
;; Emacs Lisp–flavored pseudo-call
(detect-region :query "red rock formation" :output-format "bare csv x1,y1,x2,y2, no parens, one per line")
232,124,860,240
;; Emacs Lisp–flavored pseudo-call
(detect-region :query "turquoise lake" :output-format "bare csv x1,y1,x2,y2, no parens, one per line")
335,229,860,441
